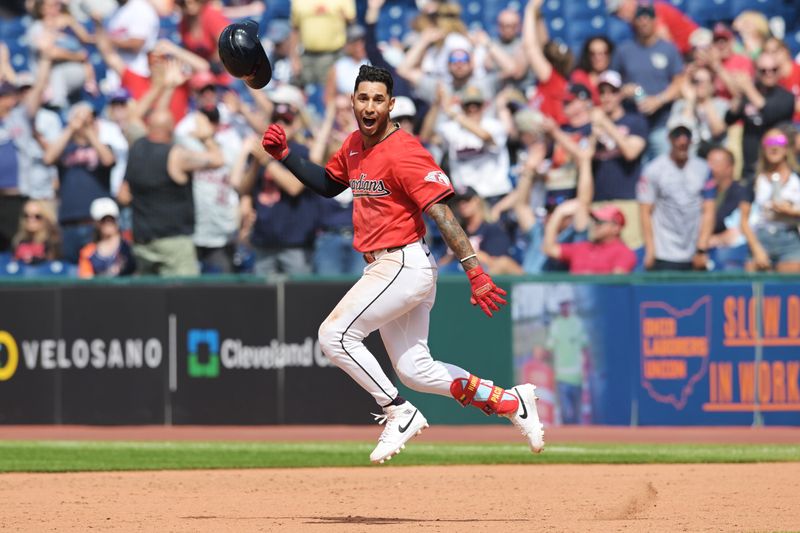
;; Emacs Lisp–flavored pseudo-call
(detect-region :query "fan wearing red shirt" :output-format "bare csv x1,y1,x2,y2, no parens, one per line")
764,37,800,123
611,0,698,55
705,23,754,100
261,65,544,464
94,19,210,123
177,0,231,83
543,203,637,274
522,0,572,125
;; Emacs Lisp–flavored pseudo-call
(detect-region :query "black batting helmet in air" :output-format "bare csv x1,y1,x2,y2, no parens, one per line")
217,19,272,89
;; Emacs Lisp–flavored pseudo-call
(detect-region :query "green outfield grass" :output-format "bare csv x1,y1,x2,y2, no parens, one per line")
0,440,798,472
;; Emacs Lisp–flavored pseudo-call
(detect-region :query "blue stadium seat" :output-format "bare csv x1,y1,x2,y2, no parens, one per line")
0,260,78,278
606,16,634,46
159,12,181,43
683,0,733,26
560,0,606,19
459,0,488,31
260,0,292,33
788,27,800,57
666,0,688,10
546,15,569,41
1,261,23,277
8,40,29,72
0,15,29,41
785,1,800,27
375,4,418,43
541,0,565,17
24,261,78,278
566,16,609,55
730,0,783,18
304,83,325,117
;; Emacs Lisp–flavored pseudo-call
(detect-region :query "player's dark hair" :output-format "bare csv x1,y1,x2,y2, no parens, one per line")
354,65,394,97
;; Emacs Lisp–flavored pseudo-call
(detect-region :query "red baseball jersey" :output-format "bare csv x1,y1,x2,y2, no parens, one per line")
325,128,454,252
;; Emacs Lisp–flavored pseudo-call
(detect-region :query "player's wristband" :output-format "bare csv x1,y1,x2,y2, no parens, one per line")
459,254,477,264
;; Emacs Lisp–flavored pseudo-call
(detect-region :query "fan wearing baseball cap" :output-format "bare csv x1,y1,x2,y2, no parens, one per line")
542,154,636,274
606,0,698,55
762,37,800,124
425,85,513,203
724,50,795,182
542,82,594,209
77,197,136,278
590,70,648,249
637,118,717,271
611,0,685,160
389,96,417,135
697,22,754,100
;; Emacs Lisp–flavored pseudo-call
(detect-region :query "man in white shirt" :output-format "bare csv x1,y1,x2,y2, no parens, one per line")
106,0,159,78
432,85,512,203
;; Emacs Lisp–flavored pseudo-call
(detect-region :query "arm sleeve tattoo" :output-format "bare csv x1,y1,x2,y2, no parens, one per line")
427,203,480,271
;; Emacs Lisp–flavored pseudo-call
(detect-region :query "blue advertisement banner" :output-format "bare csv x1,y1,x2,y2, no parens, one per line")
514,280,800,426
511,282,633,426
633,283,787,425
755,283,800,426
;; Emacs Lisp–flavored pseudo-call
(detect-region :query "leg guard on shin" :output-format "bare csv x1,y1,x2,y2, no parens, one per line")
450,374,519,415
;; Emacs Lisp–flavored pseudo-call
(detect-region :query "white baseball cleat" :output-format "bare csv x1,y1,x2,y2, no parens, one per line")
504,383,545,453
370,402,429,464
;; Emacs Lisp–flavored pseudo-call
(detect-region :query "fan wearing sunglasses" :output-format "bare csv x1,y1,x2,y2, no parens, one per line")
761,37,800,124
725,52,794,182
11,199,61,264
739,129,800,272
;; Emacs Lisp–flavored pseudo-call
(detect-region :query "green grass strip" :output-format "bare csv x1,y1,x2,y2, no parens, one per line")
0,441,798,473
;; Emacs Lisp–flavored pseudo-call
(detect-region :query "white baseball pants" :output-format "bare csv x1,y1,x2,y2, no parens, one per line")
317,240,470,406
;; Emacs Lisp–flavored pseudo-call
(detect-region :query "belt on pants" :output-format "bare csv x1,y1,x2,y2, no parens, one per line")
362,239,428,264
363,245,406,264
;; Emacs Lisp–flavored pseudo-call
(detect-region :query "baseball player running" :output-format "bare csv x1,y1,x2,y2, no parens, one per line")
261,65,544,463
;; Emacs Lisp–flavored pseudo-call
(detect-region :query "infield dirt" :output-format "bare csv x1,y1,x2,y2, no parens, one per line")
2,426,799,532
3,463,800,532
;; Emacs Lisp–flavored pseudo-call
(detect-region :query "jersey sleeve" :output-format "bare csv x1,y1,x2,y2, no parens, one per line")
324,141,351,186
394,138,454,212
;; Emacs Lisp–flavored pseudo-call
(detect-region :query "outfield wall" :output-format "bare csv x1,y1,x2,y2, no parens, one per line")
0,274,798,426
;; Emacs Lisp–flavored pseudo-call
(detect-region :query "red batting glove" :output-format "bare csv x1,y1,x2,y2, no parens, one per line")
466,265,508,318
261,123,290,160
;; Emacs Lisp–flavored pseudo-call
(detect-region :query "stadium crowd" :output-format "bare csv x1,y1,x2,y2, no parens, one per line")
1,0,800,278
